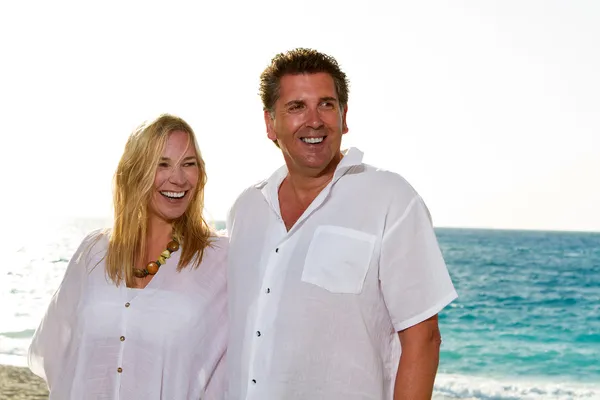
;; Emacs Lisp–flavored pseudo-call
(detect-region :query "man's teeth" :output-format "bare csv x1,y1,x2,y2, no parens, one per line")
301,137,324,144
161,191,185,199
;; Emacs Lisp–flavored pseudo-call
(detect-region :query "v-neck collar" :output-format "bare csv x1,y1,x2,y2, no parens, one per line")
256,147,364,235
124,247,181,299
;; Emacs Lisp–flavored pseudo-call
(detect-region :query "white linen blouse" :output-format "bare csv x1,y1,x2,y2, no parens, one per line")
28,230,228,400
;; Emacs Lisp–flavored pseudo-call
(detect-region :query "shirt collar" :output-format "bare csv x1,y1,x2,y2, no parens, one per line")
255,147,364,220
254,147,364,191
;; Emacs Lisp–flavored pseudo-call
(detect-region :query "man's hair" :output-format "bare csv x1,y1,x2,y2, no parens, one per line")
259,48,350,115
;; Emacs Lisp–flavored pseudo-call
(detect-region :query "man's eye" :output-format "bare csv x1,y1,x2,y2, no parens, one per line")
321,102,334,109
289,104,304,112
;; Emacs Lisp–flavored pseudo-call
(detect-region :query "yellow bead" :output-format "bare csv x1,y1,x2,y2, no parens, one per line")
158,256,166,265
161,250,171,259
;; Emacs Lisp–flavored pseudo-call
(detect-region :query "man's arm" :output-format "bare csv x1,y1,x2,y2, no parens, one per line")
394,314,442,400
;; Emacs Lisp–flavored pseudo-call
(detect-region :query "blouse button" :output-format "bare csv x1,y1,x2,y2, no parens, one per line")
251,379,257,384
256,331,261,337
120,336,125,342
125,302,130,308
265,288,271,294
117,367,123,373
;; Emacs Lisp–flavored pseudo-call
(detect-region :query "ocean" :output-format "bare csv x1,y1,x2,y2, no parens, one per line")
2,218,599,399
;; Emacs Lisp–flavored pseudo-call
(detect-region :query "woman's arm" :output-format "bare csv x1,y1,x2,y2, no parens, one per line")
27,232,96,388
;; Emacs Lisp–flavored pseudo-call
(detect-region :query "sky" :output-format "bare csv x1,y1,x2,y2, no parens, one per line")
1,0,599,232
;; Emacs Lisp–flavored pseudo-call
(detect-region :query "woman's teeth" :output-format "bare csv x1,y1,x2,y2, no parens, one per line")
160,191,185,199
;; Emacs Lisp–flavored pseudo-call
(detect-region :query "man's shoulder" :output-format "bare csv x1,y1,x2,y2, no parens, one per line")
226,181,266,224
233,181,264,205
351,163,420,199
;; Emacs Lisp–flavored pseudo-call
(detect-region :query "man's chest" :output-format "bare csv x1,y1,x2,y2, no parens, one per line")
278,182,321,231
279,199,304,232
229,201,386,303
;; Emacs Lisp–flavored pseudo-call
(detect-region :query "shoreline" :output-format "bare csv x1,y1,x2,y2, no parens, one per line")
0,363,461,400
0,365,48,399
3,362,594,400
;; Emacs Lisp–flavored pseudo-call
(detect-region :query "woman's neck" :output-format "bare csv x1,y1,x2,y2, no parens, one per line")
146,216,174,246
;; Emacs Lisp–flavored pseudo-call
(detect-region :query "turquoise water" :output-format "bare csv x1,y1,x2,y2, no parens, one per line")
3,221,599,398
435,228,600,398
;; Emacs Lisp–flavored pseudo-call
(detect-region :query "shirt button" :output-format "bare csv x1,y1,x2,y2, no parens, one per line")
275,248,279,253
256,331,261,337
120,336,125,341
251,379,257,384
125,302,130,308
265,288,271,294
117,367,123,373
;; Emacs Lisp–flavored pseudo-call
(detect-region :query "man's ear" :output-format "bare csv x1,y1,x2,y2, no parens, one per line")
342,105,349,134
264,110,277,141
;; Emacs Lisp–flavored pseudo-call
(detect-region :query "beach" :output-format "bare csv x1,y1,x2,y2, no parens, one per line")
0,365,48,400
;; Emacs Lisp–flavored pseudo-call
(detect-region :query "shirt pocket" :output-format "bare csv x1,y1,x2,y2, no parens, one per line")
301,225,376,294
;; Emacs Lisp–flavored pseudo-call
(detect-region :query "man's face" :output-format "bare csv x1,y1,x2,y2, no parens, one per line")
265,72,348,176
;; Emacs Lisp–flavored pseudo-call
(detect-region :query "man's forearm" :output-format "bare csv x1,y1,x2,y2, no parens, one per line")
394,344,439,399
393,317,442,400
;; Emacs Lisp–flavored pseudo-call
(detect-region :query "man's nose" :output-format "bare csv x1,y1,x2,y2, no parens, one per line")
305,107,325,129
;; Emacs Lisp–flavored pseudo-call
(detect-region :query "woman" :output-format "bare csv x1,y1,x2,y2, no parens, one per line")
28,114,227,399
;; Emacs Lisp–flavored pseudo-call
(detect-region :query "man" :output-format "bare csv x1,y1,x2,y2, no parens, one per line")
226,48,458,400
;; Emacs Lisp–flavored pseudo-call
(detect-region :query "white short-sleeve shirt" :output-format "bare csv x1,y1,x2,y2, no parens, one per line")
28,232,228,400
226,147,458,400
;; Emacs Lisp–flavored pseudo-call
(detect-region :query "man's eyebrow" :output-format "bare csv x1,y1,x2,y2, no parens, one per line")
320,96,338,103
284,97,338,107
284,99,305,107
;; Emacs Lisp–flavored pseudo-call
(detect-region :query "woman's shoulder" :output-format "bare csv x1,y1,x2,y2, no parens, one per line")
183,234,227,270
203,234,228,263
76,229,110,263
82,228,110,247
210,233,229,250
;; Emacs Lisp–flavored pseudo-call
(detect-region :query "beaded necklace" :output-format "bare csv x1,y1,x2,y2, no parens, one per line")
133,239,180,278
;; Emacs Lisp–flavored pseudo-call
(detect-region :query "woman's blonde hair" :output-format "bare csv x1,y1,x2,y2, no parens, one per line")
106,113,213,286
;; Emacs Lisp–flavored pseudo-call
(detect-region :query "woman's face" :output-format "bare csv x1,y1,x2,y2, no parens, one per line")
148,130,199,223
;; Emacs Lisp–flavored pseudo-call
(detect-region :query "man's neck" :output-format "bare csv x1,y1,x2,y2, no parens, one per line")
282,151,344,209
283,173,331,209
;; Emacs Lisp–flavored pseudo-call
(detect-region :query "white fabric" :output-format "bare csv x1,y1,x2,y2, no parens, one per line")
28,231,228,400
226,147,458,400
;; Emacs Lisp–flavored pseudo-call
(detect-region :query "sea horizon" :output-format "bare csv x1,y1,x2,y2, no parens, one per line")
10,213,600,234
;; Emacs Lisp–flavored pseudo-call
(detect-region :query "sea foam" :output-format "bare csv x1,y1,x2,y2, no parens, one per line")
434,373,600,400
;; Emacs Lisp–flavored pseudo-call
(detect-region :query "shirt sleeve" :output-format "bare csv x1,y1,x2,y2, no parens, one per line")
379,195,458,332
27,233,94,387
225,190,245,236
